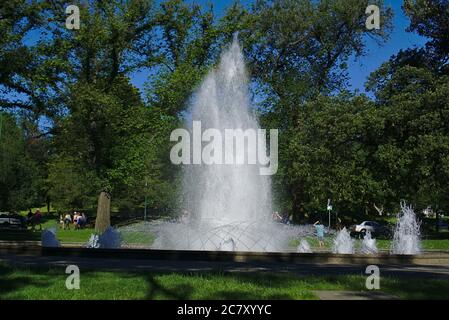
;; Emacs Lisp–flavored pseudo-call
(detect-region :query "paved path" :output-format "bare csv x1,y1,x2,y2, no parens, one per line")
1,253,449,279
312,291,399,300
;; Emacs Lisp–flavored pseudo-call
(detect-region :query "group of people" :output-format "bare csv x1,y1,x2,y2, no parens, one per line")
60,211,87,230
26,209,42,231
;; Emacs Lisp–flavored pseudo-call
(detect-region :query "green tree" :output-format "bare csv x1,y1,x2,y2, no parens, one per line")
0,0,67,118
147,0,221,116
367,64,449,215
363,0,449,217
40,0,160,232
287,95,392,219
0,113,41,211
404,0,449,66
223,0,393,219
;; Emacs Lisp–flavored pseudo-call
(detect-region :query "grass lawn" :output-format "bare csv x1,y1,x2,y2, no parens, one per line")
120,231,155,246
0,219,155,246
1,262,448,300
0,219,93,244
291,237,449,251
376,239,449,251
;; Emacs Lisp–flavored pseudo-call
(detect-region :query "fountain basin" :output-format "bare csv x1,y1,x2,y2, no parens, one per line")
1,242,449,266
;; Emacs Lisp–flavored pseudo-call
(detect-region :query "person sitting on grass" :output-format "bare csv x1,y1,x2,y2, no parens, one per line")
313,220,325,248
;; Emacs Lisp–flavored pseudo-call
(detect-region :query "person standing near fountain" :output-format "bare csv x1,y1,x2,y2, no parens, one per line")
314,220,325,248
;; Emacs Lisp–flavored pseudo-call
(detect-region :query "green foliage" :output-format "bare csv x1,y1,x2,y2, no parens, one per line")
147,0,221,116
0,0,448,223
0,113,41,211
234,0,392,117
287,95,391,216
372,68,449,211
47,155,97,211
404,0,449,64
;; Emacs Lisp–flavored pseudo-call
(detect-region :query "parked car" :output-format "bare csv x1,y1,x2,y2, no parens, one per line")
0,213,27,230
436,220,449,230
350,221,392,239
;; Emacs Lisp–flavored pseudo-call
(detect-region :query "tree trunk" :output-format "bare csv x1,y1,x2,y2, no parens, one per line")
95,191,111,234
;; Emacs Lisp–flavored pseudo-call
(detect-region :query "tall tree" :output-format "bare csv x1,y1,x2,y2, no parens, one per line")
404,0,449,66
0,113,42,211
221,0,393,218
287,94,392,219
41,0,159,232
0,0,67,119
364,0,449,216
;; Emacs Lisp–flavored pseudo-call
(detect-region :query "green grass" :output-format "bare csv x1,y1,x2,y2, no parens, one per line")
0,218,155,245
291,236,449,251
377,239,449,250
1,262,448,300
121,231,155,246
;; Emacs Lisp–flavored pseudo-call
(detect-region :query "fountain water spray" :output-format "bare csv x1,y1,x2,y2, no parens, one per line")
391,202,421,255
153,36,311,251
297,239,312,253
41,228,60,247
360,230,378,254
332,228,354,254
86,227,121,249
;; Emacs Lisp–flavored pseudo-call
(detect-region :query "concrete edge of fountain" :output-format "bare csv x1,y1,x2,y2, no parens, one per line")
1,242,449,266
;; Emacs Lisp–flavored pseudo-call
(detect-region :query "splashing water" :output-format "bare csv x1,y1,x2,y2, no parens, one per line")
219,238,236,251
86,234,100,248
86,227,121,249
391,203,421,255
41,228,60,247
332,228,354,254
152,36,312,252
297,239,312,253
360,230,378,255
184,35,272,226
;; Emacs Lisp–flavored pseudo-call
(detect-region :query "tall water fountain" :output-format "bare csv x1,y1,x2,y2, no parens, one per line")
391,202,421,255
152,36,310,252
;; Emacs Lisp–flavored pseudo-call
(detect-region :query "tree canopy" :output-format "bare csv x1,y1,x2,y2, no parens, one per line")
0,0,448,225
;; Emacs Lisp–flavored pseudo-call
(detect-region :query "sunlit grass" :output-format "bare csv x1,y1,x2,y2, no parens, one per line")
290,236,449,251
1,262,448,300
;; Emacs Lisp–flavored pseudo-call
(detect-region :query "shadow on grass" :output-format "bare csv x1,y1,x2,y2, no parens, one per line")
0,263,305,300
144,273,195,300
0,263,53,298
0,229,42,241
142,272,309,300
1,262,448,300
379,277,449,299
